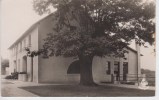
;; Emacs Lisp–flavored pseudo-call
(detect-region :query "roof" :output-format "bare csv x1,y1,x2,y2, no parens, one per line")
8,13,54,49
126,46,143,56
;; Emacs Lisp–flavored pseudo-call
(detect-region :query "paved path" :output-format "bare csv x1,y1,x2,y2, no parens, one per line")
1,79,39,97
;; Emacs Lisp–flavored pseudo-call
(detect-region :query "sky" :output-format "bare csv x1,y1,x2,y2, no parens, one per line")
0,0,156,71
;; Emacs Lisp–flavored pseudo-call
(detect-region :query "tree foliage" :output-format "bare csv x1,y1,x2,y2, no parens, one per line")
1,59,9,68
25,47,41,57
33,0,155,58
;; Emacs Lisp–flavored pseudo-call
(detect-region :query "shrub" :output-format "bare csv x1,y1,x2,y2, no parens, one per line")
11,72,19,79
19,72,27,74
120,81,135,85
5,75,13,79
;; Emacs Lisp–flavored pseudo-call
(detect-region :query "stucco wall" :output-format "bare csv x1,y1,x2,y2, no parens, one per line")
127,49,138,81
92,56,111,83
28,27,39,83
9,26,39,83
38,56,80,83
9,14,139,84
92,56,122,83
37,14,139,84
38,15,80,84
92,50,137,83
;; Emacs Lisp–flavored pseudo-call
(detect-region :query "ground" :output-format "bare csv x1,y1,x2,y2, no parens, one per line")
19,85,155,97
1,77,155,97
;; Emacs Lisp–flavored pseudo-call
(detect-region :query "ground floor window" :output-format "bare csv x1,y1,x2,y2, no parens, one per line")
114,61,120,81
18,59,20,72
123,62,128,74
114,61,120,75
123,62,128,81
106,61,111,75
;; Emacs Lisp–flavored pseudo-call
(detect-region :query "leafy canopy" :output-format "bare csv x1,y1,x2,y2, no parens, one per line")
33,0,155,58
1,59,9,68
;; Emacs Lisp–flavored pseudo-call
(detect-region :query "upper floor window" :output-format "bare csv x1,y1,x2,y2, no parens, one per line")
17,44,19,52
15,45,18,54
18,43,20,52
12,48,14,55
24,39,26,48
13,47,15,55
20,42,22,52
28,35,31,47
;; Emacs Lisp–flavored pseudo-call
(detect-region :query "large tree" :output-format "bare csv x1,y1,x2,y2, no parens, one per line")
33,0,155,86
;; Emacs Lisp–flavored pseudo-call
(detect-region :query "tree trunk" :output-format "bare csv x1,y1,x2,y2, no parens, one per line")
79,55,97,86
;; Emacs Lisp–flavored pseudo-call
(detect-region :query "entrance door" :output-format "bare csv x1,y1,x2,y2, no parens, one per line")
114,61,120,81
23,56,27,72
13,60,17,72
123,62,128,81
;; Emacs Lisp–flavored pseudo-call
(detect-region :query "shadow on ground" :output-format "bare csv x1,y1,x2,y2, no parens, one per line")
19,85,155,97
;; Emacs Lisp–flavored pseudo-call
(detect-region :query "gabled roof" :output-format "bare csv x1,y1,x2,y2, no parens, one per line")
8,13,54,49
126,46,143,56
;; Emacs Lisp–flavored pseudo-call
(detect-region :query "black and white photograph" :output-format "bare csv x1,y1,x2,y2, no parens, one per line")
0,0,156,97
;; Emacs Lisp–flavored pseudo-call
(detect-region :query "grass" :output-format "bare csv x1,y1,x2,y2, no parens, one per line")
19,85,155,97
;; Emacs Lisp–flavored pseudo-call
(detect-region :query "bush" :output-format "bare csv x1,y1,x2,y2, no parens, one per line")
11,72,19,79
5,75,13,79
19,72,27,74
5,72,19,79
120,81,135,85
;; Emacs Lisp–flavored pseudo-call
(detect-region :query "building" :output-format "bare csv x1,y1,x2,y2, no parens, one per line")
8,14,141,84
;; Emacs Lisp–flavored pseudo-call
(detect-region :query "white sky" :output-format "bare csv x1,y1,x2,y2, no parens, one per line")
0,0,156,71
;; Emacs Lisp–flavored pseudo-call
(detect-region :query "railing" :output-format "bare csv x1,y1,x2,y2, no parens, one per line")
112,74,155,86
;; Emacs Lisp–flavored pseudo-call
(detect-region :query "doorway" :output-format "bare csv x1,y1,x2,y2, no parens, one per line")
114,61,120,81
23,56,27,72
123,62,128,81
13,60,17,72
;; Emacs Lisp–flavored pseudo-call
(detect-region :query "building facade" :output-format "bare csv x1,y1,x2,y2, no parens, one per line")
8,14,141,84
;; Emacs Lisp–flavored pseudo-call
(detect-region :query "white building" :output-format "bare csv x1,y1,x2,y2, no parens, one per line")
8,14,141,84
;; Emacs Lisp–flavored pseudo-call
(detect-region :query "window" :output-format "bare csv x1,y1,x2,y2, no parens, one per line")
20,42,22,52
114,61,120,74
15,45,18,53
28,35,31,46
123,62,128,74
24,39,26,47
123,62,128,81
18,59,20,72
18,43,20,52
12,48,14,55
13,47,15,55
106,61,111,75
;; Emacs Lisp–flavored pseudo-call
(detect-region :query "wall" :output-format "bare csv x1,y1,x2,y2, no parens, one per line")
9,13,139,84
38,15,80,84
37,14,139,83
9,26,39,83
31,27,39,83
92,56,111,83
127,49,138,81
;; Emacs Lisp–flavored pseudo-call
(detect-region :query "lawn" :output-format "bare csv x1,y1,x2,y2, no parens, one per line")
19,85,155,97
